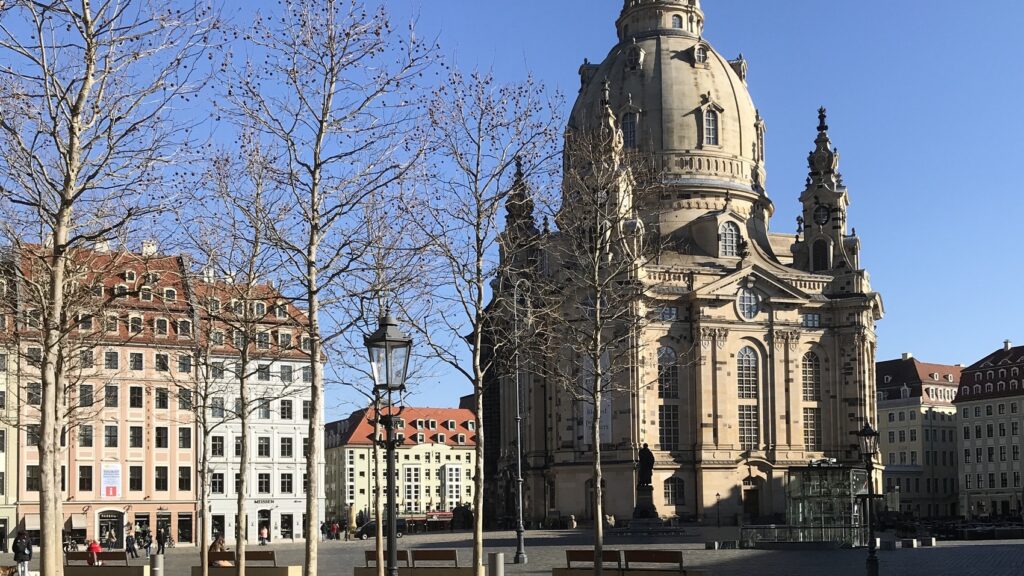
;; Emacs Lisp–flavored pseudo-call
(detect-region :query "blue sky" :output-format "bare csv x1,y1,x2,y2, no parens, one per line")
318,0,1024,417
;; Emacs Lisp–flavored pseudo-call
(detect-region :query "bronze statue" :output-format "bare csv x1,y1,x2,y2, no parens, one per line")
637,443,654,487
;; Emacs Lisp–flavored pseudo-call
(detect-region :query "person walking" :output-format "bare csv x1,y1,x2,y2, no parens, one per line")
156,528,167,555
319,521,327,542
12,531,32,576
258,525,269,546
330,522,338,541
105,528,116,550
125,528,139,559
140,529,151,558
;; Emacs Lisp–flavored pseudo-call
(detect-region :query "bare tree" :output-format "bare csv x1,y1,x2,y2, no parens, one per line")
409,69,561,575
222,1,433,572
529,84,665,576
179,140,309,576
0,1,217,571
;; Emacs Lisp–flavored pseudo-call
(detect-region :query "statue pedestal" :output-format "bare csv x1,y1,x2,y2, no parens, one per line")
633,485,659,520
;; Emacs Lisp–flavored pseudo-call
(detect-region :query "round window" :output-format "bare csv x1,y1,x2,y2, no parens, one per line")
738,288,759,320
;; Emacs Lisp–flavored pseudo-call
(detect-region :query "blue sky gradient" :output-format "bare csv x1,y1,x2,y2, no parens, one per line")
317,0,1024,417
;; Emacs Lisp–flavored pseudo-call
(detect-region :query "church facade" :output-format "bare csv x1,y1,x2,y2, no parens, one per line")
488,0,884,526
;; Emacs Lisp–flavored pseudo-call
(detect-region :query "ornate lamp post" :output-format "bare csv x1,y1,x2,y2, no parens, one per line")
857,422,880,576
365,314,412,576
715,492,721,528
511,278,529,564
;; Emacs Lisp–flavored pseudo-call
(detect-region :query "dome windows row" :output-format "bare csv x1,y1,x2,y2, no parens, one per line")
617,107,718,151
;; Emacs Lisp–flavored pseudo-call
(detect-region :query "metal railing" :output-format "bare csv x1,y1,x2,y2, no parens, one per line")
739,524,868,548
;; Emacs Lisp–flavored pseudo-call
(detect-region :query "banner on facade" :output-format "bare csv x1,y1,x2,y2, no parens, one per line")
101,463,122,498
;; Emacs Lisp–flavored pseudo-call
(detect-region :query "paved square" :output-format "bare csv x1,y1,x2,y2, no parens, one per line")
21,530,1024,575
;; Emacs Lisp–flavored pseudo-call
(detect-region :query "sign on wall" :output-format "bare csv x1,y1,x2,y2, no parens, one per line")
101,463,122,498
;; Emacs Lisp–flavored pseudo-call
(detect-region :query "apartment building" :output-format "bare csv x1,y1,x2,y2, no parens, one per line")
15,249,198,545
0,270,16,548
192,280,325,544
954,341,1024,519
877,354,961,518
325,407,476,529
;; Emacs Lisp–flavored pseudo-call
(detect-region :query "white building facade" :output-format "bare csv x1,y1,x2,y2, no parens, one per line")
205,356,325,544
325,407,476,530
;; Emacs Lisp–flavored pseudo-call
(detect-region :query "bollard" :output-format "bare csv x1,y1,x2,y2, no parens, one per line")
150,551,164,576
488,552,505,576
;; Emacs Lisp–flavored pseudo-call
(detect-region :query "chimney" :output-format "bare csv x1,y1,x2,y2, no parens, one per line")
902,352,913,360
141,240,158,256
1004,340,1012,351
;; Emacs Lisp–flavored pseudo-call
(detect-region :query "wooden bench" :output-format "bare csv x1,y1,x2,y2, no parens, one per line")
194,550,298,576
245,550,279,566
66,550,149,576
364,550,410,567
551,549,623,576
352,549,471,576
623,550,688,574
411,549,459,567
65,551,130,566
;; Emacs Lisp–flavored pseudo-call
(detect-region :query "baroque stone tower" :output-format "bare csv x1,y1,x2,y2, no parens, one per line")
489,0,883,525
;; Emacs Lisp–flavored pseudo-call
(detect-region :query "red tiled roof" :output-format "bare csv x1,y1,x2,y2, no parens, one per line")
876,357,961,403
328,406,477,447
954,344,1024,403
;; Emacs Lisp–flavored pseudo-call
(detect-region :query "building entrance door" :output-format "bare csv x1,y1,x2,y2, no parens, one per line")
98,511,124,549
280,514,293,540
743,488,760,520
258,510,271,543
211,515,225,539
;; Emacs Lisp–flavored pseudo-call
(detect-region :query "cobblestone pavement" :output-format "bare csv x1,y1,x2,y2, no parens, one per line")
19,530,1024,575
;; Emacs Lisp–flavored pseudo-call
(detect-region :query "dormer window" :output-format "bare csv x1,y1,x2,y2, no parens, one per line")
436,433,446,444
456,434,466,445
719,222,740,257
140,286,152,302
695,45,708,65
672,15,683,29
275,303,287,319
155,318,168,336
144,272,160,284
163,288,176,301
115,285,128,298
208,298,221,313
178,320,192,338
428,419,437,430
704,109,719,145
129,316,143,334
627,46,645,71
622,113,638,149
447,419,456,430
254,302,266,316
125,270,137,282
467,421,476,431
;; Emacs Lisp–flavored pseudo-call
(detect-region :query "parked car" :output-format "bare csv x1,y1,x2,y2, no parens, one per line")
355,519,407,540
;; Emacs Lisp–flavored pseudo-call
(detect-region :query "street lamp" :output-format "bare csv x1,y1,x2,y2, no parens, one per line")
715,493,721,528
365,313,412,576
511,278,529,564
856,422,880,576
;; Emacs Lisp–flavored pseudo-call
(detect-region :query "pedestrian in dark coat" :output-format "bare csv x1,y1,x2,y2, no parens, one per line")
13,531,32,576
156,528,167,555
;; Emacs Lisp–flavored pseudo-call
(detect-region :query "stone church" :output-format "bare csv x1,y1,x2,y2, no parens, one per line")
486,0,884,526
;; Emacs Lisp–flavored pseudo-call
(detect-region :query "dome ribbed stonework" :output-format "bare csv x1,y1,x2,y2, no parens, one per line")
572,0,767,235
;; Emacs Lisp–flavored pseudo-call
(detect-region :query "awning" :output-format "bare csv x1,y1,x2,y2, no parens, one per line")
24,515,40,531
71,514,87,530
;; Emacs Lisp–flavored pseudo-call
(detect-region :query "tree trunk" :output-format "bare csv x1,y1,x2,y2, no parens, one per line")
236,363,249,576
199,421,210,576
592,385,604,576
303,246,321,576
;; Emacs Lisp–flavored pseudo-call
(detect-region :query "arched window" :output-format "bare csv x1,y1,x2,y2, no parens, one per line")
695,45,708,64
973,384,981,394
802,352,821,401
985,383,993,392
719,221,739,257
627,47,643,70
658,347,679,399
812,239,830,271
622,113,638,149
672,15,683,29
663,477,684,505
704,108,719,145
737,347,758,399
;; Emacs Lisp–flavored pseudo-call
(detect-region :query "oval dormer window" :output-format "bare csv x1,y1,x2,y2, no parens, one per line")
695,45,708,64
738,288,759,320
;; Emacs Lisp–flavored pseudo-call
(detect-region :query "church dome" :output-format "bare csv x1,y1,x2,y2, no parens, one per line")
570,0,766,202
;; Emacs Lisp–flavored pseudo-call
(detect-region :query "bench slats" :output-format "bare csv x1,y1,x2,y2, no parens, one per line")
623,549,684,571
65,551,129,566
363,550,410,567
565,549,623,568
411,549,459,567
